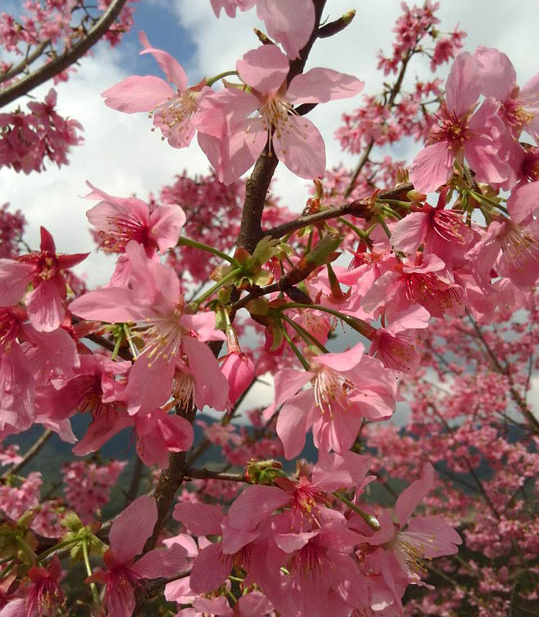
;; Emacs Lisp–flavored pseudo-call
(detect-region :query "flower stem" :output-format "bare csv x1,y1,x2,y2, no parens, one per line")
82,538,100,606
191,267,241,308
178,236,239,266
277,303,375,338
280,322,310,371
280,312,329,354
205,70,238,87
333,491,381,530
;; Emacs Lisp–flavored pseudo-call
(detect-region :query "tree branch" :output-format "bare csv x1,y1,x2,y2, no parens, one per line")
264,182,413,239
0,0,129,108
1,430,52,480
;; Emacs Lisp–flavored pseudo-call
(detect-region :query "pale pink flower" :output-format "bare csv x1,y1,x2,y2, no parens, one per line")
195,45,364,183
466,217,539,290
474,46,539,141
269,342,397,458
355,464,461,609
391,191,476,267
361,254,465,321
102,32,212,148
411,52,510,193
368,305,430,373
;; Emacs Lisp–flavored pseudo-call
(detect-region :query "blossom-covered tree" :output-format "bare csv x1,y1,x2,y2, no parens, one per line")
1,1,538,616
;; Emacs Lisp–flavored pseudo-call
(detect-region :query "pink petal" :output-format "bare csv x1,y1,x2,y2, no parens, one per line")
405,515,462,557
39,227,56,253
69,287,149,323
173,502,223,535
236,45,289,94
0,260,33,306
183,336,229,412
22,324,79,375
102,76,175,113
507,181,539,224
313,341,364,373
474,46,515,101
26,278,64,332
131,544,187,579
395,463,434,526
287,68,364,105
73,409,133,456
109,496,158,563
274,531,314,552
445,52,480,117
227,485,290,531
189,543,230,594
149,204,186,252
410,141,454,194
139,31,188,90
391,212,427,254
276,389,315,459
125,356,175,415
256,0,315,60
272,115,326,179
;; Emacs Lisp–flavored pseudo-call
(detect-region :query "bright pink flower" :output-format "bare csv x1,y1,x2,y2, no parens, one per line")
22,556,63,617
85,182,185,256
270,342,397,458
466,217,539,290
210,0,315,60
411,52,510,193
0,307,78,438
361,254,465,320
0,226,87,331
70,241,228,415
268,509,368,617
90,496,187,617
195,45,364,183
174,501,270,594
102,32,212,148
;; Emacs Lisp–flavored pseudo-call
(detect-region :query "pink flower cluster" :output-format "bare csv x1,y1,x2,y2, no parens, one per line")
0,89,83,174
62,459,127,524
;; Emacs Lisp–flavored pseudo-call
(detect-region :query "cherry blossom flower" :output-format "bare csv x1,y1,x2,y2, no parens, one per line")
410,52,510,193
89,496,187,617
0,226,87,332
474,46,539,141
195,45,364,183
102,32,213,148
69,241,228,415
268,342,397,458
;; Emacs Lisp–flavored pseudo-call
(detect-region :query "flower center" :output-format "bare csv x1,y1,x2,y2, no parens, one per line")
0,309,19,352
312,366,354,415
152,91,198,140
